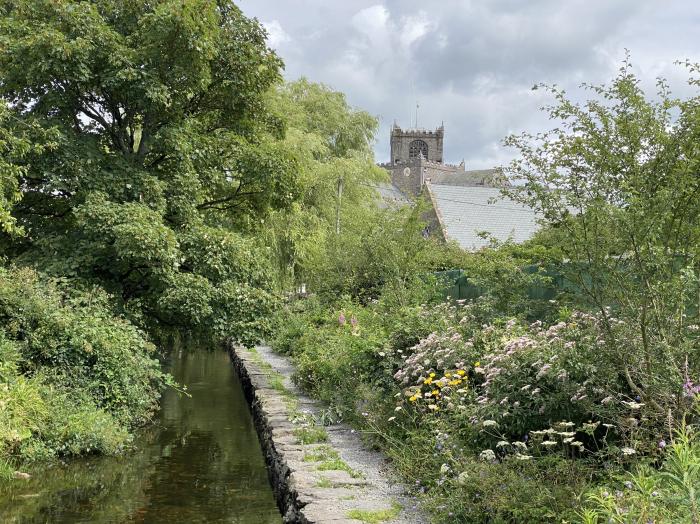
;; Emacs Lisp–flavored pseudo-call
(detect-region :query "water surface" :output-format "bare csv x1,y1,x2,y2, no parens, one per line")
0,347,281,524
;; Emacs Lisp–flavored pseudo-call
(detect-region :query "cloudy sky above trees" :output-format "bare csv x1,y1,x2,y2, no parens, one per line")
238,1,700,168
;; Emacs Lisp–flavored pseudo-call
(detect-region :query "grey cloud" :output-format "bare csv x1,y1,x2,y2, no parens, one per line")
238,1,700,168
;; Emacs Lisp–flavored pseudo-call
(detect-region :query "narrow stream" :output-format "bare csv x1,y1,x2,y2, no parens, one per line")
0,347,281,523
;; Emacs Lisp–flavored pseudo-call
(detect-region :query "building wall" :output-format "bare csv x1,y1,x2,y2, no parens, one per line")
389,124,444,164
379,158,467,198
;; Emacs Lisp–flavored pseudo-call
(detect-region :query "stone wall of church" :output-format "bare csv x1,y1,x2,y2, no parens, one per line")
381,158,422,196
389,125,444,163
379,158,467,198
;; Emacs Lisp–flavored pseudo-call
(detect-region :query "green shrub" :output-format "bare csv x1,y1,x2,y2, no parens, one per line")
0,266,170,464
425,454,590,523
580,425,700,524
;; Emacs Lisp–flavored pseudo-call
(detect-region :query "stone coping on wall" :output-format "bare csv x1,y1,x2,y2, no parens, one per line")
229,344,423,524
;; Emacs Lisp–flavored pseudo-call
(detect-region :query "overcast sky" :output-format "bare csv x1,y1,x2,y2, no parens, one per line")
238,1,700,168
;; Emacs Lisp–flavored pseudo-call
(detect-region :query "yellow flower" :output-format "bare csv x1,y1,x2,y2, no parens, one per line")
429,372,436,378
409,395,418,402
445,372,452,378
474,361,481,367
431,390,440,396
423,377,433,385
456,369,466,376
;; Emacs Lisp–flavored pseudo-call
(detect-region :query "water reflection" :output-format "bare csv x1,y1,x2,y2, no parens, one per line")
0,347,281,524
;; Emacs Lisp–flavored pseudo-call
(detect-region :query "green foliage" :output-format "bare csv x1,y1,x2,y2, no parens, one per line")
271,270,698,522
0,102,56,236
581,425,700,523
0,266,168,464
302,445,339,462
0,0,289,345
314,203,448,301
262,78,390,288
273,78,377,158
426,455,588,523
346,503,401,524
293,426,328,445
268,58,700,523
315,476,333,488
504,56,700,423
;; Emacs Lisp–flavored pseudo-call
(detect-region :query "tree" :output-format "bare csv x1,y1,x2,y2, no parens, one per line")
0,101,55,236
0,0,298,344
503,57,700,421
262,79,389,287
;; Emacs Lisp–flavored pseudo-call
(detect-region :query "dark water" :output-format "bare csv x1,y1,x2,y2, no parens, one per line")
0,347,281,524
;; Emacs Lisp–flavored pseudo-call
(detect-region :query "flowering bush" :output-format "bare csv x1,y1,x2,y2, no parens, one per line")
274,288,700,523
393,310,694,460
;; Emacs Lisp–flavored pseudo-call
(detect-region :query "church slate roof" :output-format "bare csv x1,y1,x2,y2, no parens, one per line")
375,182,410,206
427,168,506,187
428,184,540,250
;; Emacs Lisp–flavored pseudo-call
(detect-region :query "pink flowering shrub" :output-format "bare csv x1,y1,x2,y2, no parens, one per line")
392,310,689,457
466,312,620,440
393,329,474,387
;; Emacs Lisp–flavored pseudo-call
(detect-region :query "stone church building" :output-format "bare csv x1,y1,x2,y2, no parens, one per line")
377,123,539,251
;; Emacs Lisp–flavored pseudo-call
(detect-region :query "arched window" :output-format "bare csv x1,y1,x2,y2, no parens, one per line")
408,140,429,159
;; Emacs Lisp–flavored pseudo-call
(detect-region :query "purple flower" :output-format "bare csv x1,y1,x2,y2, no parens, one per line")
683,357,700,397
350,315,358,328
683,378,700,398
338,312,346,326
658,439,666,449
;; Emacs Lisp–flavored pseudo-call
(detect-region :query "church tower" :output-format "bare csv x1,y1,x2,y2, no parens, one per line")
389,122,444,164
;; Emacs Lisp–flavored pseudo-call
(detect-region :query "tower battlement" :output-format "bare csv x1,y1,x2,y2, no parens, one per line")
390,122,444,164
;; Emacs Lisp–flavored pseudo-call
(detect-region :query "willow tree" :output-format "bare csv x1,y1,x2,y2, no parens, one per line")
0,0,298,344
262,79,389,289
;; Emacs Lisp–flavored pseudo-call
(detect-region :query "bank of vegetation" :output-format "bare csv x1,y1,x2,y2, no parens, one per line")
271,63,700,522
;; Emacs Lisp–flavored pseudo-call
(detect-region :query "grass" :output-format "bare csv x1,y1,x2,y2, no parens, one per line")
268,373,291,395
0,459,15,481
315,476,333,488
283,396,299,414
248,350,296,399
317,457,352,472
294,426,328,445
317,458,364,478
347,503,402,523
303,445,338,462
302,445,366,478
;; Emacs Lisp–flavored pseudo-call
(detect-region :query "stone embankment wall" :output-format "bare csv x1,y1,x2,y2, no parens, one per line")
230,346,297,520
229,344,421,524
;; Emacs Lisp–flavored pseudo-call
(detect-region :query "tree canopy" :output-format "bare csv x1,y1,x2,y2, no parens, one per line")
0,0,300,344
504,57,700,416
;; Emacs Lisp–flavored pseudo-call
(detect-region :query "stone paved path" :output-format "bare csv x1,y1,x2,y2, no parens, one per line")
231,345,426,524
